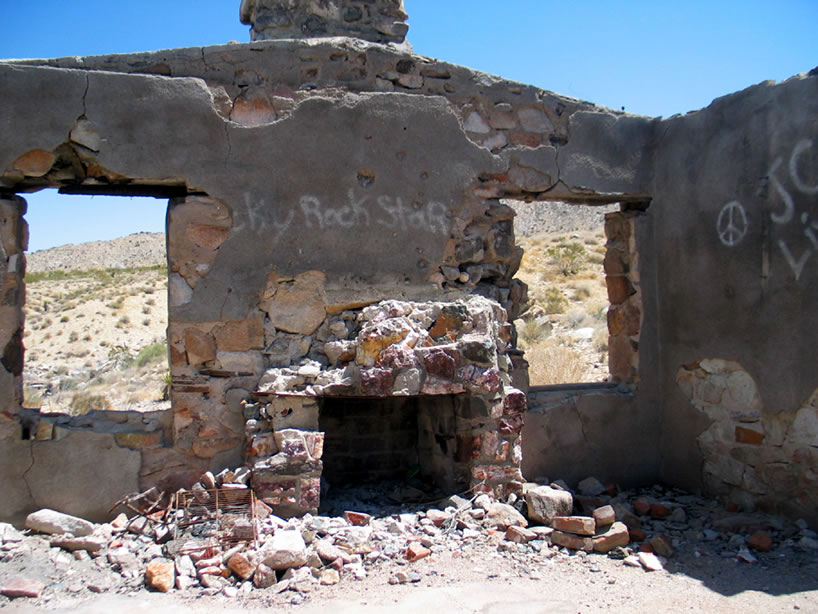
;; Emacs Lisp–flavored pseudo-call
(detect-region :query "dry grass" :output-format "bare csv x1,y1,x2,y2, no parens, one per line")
526,343,587,386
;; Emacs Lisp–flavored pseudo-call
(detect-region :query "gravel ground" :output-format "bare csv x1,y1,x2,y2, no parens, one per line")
2,483,816,613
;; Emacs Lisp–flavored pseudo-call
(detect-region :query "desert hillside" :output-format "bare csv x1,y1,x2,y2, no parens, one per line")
26,232,165,273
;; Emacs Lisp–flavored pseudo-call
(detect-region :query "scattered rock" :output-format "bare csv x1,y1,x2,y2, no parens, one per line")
649,535,674,558
593,522,630,554
406,542,431,562
0,576,45,599
25,509,95,537
592,505,616,528
525,484,573,525
577,477,606,496
638,551,664,572
486,502,528,529
50,534,106,553
260,530,307,570
227,552,257,581
552,516,595,536
747,531,773,552
344,511,372,526
551,530,593,552
145,558,175,592
253,563,277,588
505,525,537,544
319,568,340,585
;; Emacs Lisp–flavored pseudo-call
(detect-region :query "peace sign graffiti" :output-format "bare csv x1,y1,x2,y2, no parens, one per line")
717,201,748,247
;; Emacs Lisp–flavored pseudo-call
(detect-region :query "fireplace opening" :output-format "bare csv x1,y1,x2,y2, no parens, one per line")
318,394,470,509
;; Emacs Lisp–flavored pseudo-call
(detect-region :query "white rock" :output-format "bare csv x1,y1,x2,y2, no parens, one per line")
0,523,24,544
25,509,95,537
570,327,595,342
260,530,307,570
638,552,664,572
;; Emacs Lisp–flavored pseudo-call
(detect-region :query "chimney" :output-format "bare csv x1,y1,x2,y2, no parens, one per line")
239,0,409,45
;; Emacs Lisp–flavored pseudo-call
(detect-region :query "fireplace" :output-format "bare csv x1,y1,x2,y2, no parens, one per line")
245,296,525,517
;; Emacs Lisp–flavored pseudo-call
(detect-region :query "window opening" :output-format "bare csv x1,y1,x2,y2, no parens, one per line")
509,200,618,386
20,191,170,416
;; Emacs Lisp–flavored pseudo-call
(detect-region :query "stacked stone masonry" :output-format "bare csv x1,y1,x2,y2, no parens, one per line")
240,0,409,45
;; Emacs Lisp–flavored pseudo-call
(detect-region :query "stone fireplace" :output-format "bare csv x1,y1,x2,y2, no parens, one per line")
243,296,526,517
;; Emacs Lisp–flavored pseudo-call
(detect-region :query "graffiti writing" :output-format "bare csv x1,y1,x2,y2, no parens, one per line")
233,189,450,241
768,138,818,281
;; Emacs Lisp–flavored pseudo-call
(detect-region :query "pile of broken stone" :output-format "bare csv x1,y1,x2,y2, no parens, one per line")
1,474,816,603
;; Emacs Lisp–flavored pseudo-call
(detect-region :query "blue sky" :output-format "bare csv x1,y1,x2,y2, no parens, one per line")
2,0,815,252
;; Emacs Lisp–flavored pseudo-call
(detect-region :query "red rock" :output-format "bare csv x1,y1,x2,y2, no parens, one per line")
650,503,671,519
552,516,596,536
227,552,256,581
747,531,774,552
592,522,630,553
405,542,431,562
426,509,451,527
0,577,44,599
727,502,741,513
344,511,372,526
592,505,616,528
735,426,765,445
505,525,537,544
639,543,655,553
145,558,175,593
551,530,593,552
633,497,652,516
604,482,619,496
629,528,647,542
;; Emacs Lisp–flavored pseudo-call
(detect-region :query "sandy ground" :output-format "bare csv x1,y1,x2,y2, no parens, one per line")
2,545,816,614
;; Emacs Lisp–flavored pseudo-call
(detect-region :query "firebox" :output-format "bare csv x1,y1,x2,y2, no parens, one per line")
245,296,526,518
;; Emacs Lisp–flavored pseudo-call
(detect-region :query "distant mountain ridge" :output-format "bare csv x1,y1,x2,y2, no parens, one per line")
26,232,166,273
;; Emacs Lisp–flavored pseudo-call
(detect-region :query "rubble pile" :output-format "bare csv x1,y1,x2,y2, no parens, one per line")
1,477,817,605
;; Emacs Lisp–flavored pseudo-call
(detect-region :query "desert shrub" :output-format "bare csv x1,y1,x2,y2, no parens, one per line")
571,281,593,300
543,288,567,314
135,342,167,367
547,241,587,276
69,392,113,415
526,343,587,385
518,318,550,346
594,327,609,352
68,331,79,343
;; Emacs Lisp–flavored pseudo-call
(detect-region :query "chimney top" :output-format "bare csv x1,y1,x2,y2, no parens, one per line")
240,0,409,45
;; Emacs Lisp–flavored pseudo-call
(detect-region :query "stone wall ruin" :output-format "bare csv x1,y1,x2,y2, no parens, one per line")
0,1,816,527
